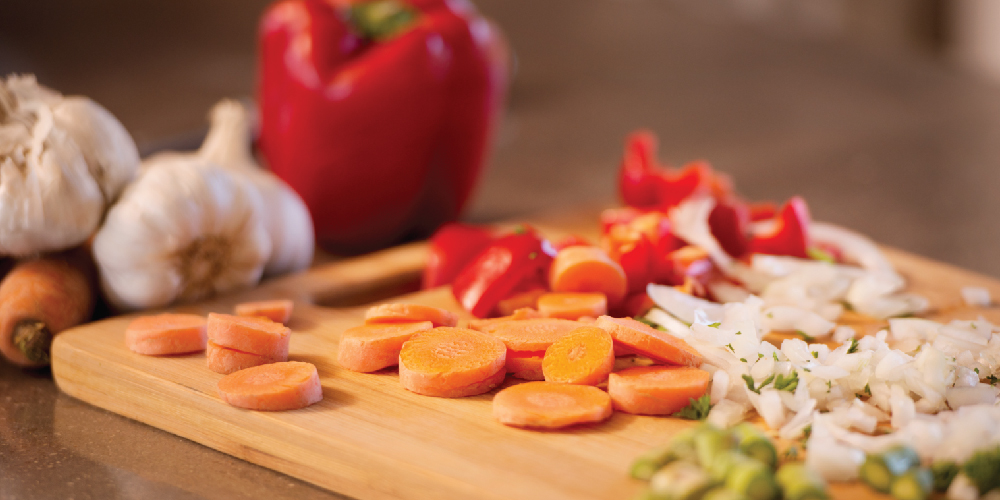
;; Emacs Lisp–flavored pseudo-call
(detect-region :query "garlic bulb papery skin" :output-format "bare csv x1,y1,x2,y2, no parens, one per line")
93,157,272,311
0,75,139,256
51,96,140,204
198,99,314,276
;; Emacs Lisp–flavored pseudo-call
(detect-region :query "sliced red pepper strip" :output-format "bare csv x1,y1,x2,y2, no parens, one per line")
451,233,555,318
421,223,496,289
748,196,811,259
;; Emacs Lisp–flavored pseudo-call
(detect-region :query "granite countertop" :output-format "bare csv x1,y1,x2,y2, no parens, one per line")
3,1,1000,499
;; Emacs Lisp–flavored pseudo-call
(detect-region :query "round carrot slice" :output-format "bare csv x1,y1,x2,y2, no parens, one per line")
493,381,613,429
234,299,294,325
548,246,627,306
337,321,433,373
207,340,278,375
217,361,323,411
208,312,291,360
542,326,615,386
364,303,457,327
472,318,582,352
125,313,207,356
594,316,703,366
506,350,545,381
537,293,608,320
607,365,710,415
398,327,507,398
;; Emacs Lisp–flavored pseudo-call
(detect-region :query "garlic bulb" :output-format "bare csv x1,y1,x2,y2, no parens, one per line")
0,75,139,256
197,99,314,276
93,157,272,311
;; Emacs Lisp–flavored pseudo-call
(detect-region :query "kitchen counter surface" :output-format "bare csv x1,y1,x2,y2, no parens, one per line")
3,1,1000,499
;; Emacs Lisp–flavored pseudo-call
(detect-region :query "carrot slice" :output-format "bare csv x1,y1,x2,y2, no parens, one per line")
337,321,433,373
472,318,583,352
125,313,207,356
594,316,703,367
493,381,613,429
549,246,627,306
207,340,279,374
542,326,615,386
217,361,323,411
537,293,608,320
497,289,547,317
398,327,507,398
506,350,545,381
463,308,544,330
207,313,291,360
234,299,294,325
364,303,457,327
607,365,710,415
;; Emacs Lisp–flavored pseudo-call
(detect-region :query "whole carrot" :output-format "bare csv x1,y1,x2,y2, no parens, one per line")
0,251,95,367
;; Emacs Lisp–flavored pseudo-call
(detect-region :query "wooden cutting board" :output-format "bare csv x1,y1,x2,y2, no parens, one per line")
51,213,1000,500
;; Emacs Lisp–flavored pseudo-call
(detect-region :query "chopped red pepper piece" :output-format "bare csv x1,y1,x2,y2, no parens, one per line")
708,198,751,258
748,196,811,259
451,233,555,318
617,130,735,211
619,130,661,209
421,223,496,289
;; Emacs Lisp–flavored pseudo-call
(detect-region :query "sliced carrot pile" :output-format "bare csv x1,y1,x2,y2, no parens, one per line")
125,313,207,356
493,381,613,429
337,321,433,373
506,350,545,381
217,361,323,411
594,316,703,367
208,313,291,361
207,340,279,374
364,303,457,327
234,299,294,325
537,292,608,320
607,365,710,415
497,289,547,317
398,327,507,398
472,318,582,352
548,246,627,306
542,326,615,386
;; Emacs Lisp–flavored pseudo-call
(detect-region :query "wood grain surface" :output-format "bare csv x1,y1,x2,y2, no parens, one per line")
51,214,1000,500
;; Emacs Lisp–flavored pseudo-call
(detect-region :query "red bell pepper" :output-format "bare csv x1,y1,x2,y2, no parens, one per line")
451,233,555,318
421,222,495,289
258,0,508,253
749,196,811,259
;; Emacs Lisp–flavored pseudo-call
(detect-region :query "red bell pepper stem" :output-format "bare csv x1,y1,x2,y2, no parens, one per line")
451,233,554,318
749,196,811,259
